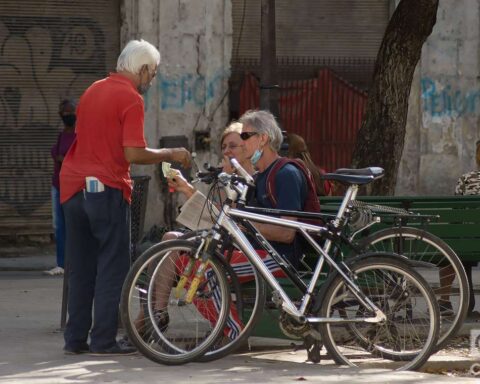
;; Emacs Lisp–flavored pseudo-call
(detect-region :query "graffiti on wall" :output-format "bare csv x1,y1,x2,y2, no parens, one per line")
0,16,107,216
144,71,227,110
421,77,480,117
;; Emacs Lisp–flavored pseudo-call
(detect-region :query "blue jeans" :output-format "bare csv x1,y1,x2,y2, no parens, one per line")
63,186,131,351
51,186,65,268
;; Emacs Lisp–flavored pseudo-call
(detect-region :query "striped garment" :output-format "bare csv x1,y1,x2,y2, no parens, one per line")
455,170,480,195
179,250,287,339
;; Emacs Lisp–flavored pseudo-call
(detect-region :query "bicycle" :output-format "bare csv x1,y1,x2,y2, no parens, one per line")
200,172,469,355
121,160,440,370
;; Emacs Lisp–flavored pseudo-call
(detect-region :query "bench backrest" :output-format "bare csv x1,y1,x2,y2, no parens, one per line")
319,195,480,262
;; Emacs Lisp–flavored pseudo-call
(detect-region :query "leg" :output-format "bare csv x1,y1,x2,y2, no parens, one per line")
438,264,455,301
152,231,183,309
88,187,131,351
134,231,183,332
63,192,97,351
53,186,66,269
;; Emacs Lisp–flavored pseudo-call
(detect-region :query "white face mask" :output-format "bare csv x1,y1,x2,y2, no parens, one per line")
250,148,263,165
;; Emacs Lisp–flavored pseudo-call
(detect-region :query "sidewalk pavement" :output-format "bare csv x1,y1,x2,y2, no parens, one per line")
0,245,56,271
1,252,480,383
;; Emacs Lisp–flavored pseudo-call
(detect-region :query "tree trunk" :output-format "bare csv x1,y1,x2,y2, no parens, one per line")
351,0,439,195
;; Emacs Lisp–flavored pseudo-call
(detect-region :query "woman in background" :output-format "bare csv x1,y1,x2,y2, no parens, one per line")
287,133,332,196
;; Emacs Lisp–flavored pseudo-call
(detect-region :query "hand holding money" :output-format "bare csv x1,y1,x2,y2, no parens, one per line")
162,163,195,198
162,162,177,192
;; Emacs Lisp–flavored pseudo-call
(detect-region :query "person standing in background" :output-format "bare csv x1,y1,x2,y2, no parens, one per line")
60,39,191,356
45,99,77,276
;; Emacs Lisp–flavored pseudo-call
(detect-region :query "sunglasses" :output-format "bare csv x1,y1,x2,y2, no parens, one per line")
240,131,259,140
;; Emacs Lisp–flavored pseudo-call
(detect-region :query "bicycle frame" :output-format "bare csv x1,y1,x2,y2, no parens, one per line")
209,183,386,325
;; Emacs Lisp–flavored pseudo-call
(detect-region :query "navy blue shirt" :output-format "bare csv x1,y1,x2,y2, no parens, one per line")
254,160,307,266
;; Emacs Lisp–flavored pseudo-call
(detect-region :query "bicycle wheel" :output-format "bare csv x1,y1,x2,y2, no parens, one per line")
120,240,231,365
358,227,469,350
178,232,267,362
316,254,440,371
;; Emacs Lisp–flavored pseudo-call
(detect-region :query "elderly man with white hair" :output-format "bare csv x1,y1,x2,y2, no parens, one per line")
60,39,191,356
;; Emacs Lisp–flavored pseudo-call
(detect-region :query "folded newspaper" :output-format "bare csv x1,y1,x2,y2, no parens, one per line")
176,190,219,230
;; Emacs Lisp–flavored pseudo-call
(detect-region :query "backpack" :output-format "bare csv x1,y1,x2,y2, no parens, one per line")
264,158,322,224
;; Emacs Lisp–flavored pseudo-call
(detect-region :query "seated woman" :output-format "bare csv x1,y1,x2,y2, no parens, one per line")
133,122,286,338
169,120,296,275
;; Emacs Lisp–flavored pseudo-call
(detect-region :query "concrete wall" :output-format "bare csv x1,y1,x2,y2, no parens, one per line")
120,0,232,230
397,0,480,195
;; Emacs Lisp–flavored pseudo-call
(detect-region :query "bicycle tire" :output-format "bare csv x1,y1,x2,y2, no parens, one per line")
177,232,267,362
316,253,440,371
357,227,469,350
120,240,231,365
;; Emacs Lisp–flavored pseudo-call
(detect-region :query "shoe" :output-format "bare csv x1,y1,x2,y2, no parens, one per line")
44,266,64,276
118,335,135,349
89,342,137,356
153,309,169,330
64,342,90,355
438,299,454,317
467,310,480,322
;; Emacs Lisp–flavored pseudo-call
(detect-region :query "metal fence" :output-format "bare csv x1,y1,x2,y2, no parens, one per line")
239,68,367,172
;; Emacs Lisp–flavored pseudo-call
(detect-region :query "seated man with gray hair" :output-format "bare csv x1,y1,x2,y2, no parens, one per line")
238,110,321,268
60,39,191,356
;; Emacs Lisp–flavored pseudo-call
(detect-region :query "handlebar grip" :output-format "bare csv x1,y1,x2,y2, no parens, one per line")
230,158,255,184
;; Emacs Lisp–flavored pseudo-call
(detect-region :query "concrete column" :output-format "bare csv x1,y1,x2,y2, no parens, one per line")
121,0,232,230
396,0,480,195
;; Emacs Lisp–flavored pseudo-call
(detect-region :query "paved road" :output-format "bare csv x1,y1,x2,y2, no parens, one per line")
1,272,479,383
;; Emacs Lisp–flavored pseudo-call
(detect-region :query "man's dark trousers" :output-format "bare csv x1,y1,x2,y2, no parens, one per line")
63,186,130,352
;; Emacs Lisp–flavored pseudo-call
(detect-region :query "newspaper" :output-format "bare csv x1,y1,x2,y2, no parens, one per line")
176,190,219,230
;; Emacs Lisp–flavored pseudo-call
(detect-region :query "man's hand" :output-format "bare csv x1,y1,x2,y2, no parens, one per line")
168,148,191,169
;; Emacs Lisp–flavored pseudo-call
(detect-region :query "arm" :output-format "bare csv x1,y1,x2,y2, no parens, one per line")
122,100,191,168
124,146,191,168
167,169,196,199
455,174,466,195
253,218,297,243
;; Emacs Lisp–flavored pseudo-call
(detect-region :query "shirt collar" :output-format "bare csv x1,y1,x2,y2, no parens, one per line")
108,72,138,92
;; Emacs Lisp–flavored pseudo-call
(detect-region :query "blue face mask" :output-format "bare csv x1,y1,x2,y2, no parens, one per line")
250,149,263,166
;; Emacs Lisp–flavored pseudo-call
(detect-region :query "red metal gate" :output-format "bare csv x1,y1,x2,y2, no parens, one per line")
239,68,367,172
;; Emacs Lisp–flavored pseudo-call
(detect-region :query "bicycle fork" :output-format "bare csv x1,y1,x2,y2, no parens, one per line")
177,233,219,304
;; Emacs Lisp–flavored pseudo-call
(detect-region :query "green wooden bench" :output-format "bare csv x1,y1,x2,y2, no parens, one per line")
320,195,480,264
250,195,480,339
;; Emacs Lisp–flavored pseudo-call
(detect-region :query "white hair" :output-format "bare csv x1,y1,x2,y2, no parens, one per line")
116,39,161,74
239,110,283,152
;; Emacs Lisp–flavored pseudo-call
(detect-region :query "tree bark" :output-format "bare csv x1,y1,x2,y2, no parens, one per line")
350,0,439,195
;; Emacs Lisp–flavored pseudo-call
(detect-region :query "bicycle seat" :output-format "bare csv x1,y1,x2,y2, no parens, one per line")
322,167,385,185
334,167,384,177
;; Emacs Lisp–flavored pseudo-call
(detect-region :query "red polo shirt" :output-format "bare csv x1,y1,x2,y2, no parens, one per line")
60,73,147,204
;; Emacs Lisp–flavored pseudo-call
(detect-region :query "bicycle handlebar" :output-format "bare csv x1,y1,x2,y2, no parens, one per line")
229,158,255,185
